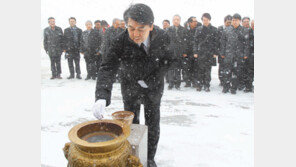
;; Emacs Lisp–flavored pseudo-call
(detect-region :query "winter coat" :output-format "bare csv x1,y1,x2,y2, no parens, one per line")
88,28,103,56
166,25,188,59
193,24,219,66
185,27,197,56
63,26,83,53
220,25,250,64
95,26,175,106
80,29,92,53
217,25,227,63
43,26,64,57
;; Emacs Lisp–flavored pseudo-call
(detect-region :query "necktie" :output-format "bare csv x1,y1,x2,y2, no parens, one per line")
140,43,147,54
71,27,78,47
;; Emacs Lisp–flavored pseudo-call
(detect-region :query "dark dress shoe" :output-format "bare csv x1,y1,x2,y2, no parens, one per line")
76,74,82,79
67,75,74,79
196,86,202,91
92,76,96,80
204,87,210,92
85,76,91,80
56,75,62,79
222,88,229,93
168,86,173,90
50,76,55,80
231,89,236,94
244,88,253,93
184,84,191,87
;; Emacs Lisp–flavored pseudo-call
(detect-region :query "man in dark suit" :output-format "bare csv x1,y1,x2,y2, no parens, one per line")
193,13,219,92
63,17,83,79
92,4,175,167
43,17,64,79
166,14,188,90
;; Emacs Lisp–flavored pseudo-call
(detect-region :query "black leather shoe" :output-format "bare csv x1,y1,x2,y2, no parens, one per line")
196,86,202,91
56,75,62,79
231,89,236,94
92,76,96,80
244,88,253,93
204,87,210,92
168,86,173,90
222,88,229,93
50,76,55,80
184,83,191,87
67,75,74,79
85,76,91,80
76,74,82,79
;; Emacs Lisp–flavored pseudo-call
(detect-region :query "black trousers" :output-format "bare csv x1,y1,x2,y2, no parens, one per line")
67,52,81,75
222,60,245,91
84,53,96,78
182,56,194,85
168,68,181,88
244,56,254,89
49,56,61,77
218,57,225,85
195,63,212,88
123,94,161,161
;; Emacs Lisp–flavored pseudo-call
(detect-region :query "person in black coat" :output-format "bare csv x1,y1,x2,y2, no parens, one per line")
88,20,104,78
220,13,250,94
162,20,170,83
80,20,96,80
193,13,219,92
101,18,125,82
166,14,188,90
43,17,64,79
217,15,233,87
63,17,83,79
184,16,201,87
244,25,254,92
101,18,124,56
92,4,175,167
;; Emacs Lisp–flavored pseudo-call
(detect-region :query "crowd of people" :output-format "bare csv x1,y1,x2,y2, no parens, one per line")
43,9,254,95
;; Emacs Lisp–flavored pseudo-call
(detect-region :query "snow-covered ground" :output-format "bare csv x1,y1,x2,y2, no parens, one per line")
41,49,254,167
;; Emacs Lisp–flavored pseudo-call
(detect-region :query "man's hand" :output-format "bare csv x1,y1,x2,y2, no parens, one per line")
244,56,248,59
213,55,218,58
221,55,225,58
194,54,198,58
96,52,100,56
182,54,187,57
92,99,106,120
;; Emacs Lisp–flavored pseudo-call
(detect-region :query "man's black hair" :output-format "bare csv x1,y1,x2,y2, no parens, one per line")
224,15,232,22
201,13,211,21
69,17,76,21
101,20,109,26
242,17,250,22
94,20,101,24
123,3,154,26
48,17,55,21
187,16,196,23
163,20,170,25
233,13,241,20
